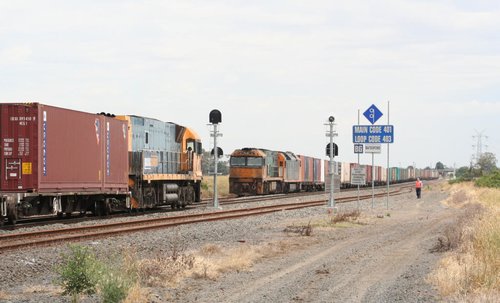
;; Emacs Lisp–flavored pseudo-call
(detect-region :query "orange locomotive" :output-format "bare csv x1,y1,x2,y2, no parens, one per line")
229,148,324,196
117,115,203,210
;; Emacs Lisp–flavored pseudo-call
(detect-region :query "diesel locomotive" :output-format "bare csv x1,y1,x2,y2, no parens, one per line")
229,148,324,196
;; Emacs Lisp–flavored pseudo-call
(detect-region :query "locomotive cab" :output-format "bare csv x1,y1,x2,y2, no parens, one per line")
229,148,284,195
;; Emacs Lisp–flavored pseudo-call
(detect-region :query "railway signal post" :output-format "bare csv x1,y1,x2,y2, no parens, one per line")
209,109,223,209
325,116,338,211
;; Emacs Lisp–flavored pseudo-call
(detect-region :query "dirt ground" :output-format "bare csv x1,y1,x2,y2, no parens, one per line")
170,185,455,303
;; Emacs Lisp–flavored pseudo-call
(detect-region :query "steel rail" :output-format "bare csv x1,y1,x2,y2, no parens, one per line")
0,187,411,252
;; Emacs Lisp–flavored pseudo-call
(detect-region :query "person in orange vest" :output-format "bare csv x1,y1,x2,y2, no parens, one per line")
415,178,423,198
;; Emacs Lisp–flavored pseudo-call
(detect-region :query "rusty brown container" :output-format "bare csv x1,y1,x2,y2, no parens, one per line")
0,103,128,194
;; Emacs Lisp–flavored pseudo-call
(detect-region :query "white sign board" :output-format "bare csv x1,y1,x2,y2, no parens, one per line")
364,144,381,153
351,166,366,185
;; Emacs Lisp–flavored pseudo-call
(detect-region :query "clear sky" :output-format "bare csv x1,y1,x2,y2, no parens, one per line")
1,1,499,169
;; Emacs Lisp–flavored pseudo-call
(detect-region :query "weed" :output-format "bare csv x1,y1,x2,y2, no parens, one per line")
136,234,195,287
55,244,99,302
98,269,133,303
200,243,222,256
331,209,361,224
283,221,313,236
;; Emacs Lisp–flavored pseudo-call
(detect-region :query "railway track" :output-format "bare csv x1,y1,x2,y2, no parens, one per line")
1,182,412,230
0,186,412,252
198,181,416,207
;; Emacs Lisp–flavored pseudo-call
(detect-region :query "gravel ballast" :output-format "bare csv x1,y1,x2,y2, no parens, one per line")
0,183,457,302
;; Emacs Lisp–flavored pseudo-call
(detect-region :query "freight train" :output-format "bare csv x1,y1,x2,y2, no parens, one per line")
229,148,324,196
0,103,202,225
336,163,439,189
229,148,439,196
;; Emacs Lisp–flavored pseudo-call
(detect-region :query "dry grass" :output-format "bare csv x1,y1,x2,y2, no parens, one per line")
283,221,313,236
309,209,366,230
330,209,361,224
430,183,500,300
202,175,230,198
72,234,314,298
136,250,195,287
124,238,303,292
191,244,262,279
431,203,484,253
122,283,150,303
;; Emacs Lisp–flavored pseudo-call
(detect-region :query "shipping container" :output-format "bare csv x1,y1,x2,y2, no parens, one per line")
297,155,323,191
380,167,387,184
313,158,322,183
365,165,373,184
0,103,128,193
0,103,129,223
340,162,351,186
283,152,300,182
299,155,310,182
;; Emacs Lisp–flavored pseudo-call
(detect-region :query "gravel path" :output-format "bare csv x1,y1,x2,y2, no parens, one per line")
0,183,457,302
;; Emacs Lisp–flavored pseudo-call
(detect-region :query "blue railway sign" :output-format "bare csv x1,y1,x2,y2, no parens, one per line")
352,125,394,143
363,104,383,124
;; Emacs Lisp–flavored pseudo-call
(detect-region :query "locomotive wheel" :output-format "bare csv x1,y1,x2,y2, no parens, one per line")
7,205,17,225
94,202,101,216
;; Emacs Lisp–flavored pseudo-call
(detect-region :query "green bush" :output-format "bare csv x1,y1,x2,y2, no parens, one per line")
449,177,472,185
475,170,500,188
56,245,138,303
56,245,99,302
